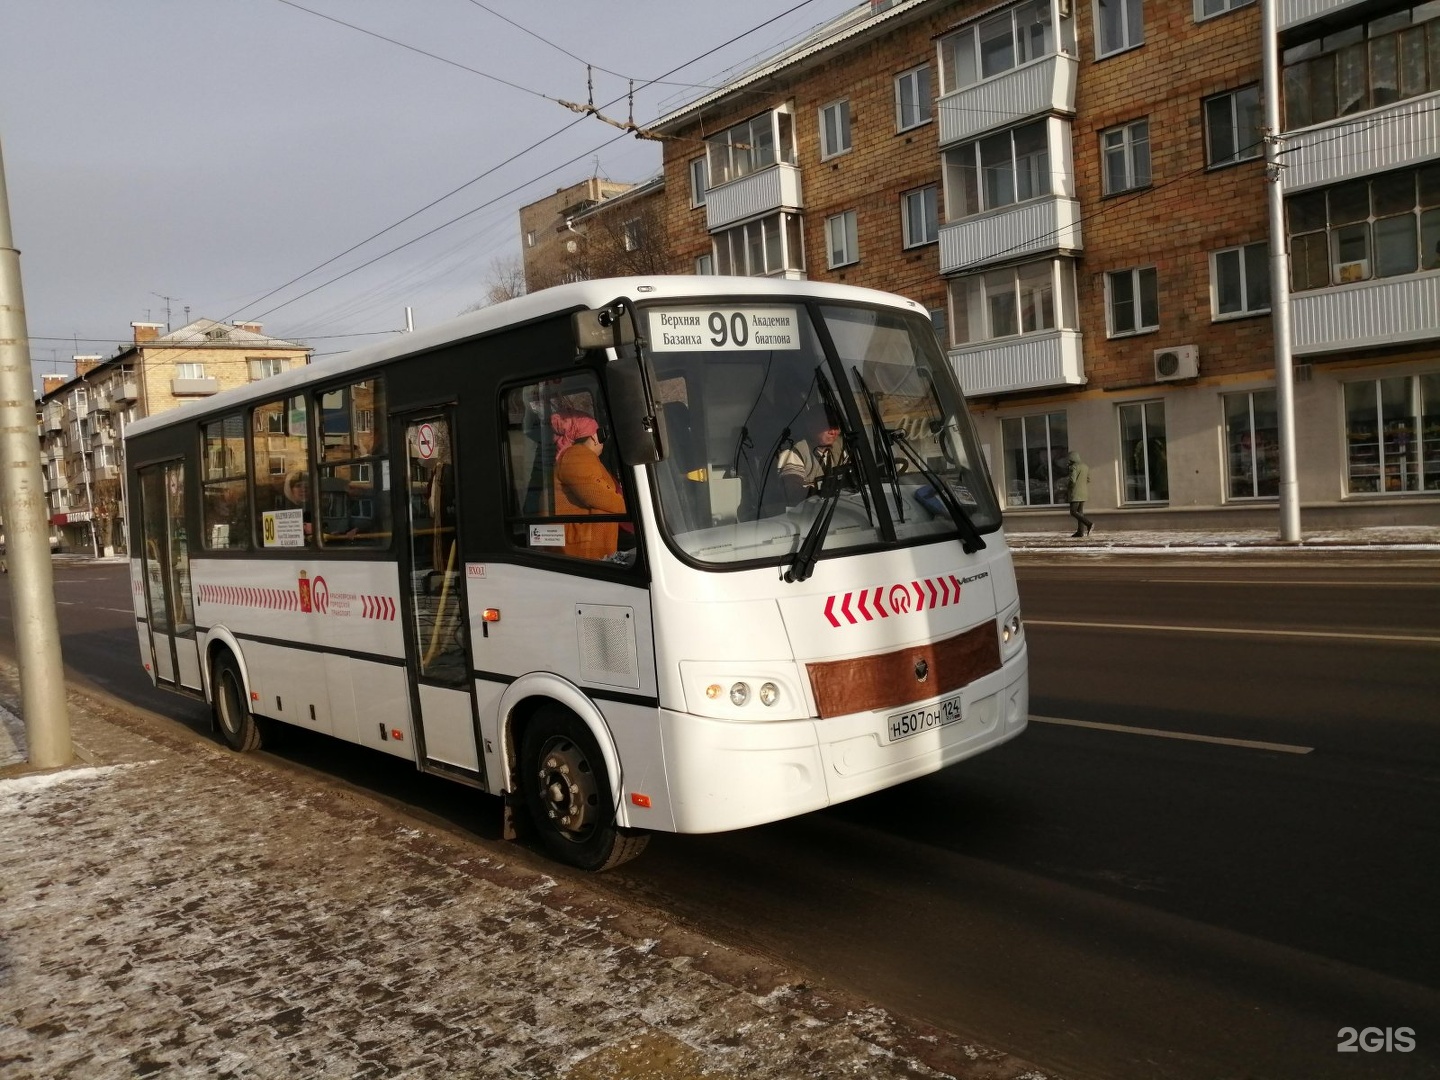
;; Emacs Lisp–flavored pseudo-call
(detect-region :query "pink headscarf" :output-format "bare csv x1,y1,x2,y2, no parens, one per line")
551,411,599,457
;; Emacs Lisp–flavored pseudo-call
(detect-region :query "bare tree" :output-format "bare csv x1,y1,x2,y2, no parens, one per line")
462,255,529,313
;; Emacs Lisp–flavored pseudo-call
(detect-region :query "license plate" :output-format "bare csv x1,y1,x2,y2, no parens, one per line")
885,693,963,743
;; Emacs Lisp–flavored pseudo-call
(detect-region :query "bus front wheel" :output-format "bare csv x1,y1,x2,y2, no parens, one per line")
212,651,263,752
519,707,648,872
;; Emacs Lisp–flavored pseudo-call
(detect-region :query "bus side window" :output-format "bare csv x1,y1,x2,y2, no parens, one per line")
502,375,636,566
317,378,391,548
252,396,313,549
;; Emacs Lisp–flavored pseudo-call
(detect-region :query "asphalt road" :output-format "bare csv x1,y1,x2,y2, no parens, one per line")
5,553,1439,1080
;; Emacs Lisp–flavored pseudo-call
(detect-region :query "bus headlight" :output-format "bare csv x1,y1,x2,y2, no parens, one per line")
1001,612,1022,643
682,663,807,720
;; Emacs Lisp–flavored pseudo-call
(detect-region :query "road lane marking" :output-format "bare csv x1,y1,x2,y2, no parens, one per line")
1031,715,1314,754
1024,618,1440,646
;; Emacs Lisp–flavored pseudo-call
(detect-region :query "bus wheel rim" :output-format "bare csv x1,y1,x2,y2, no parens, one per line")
535,737,596,840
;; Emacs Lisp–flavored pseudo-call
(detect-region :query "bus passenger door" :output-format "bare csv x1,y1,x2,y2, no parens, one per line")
137,460,202,691
397,412,485,787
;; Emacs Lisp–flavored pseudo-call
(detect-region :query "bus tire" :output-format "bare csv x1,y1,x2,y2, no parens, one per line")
212,651,263,752
519,706,648,872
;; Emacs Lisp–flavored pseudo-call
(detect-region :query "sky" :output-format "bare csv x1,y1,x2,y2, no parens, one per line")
1,0,858,380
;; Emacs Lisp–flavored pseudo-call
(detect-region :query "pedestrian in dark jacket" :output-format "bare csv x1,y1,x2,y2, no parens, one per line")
1063,451,1094,537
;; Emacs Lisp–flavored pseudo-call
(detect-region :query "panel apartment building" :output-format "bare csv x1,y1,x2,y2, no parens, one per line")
648,0,1439,531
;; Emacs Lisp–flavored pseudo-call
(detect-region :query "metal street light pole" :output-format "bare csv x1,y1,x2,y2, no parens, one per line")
0,134,72,768
1263,0,1302,542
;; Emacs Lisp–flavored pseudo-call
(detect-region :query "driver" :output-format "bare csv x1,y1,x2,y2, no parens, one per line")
777,406,844,505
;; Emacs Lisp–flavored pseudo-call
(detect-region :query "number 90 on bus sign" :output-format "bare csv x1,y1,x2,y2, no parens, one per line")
647,307,802,352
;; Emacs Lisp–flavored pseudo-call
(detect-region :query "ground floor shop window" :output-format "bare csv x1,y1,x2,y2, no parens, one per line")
1119,400,1168,503
1001,411,1067,507
1224,389,1279,499
1344,373,1440,493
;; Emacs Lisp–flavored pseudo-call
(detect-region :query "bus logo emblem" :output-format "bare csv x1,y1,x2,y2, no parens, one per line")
914,658,929,682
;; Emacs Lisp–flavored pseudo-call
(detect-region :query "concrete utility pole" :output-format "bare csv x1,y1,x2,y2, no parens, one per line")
1262,0,1302,543
0,135,72,768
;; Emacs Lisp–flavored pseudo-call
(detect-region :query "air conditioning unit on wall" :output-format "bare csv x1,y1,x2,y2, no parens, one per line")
1154,345,1198,382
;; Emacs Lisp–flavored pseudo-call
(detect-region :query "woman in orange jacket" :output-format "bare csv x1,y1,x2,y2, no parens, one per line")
551,412,626,561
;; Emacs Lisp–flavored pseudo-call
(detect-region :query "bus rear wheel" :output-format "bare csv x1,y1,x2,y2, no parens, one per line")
212,651,263,752
519,707,648,872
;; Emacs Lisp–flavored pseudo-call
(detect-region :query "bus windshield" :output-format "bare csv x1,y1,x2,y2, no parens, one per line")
642,300,1002,569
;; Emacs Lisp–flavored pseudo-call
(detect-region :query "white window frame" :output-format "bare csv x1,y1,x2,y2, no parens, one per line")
1101,119,1150,195
1105,266,1160,336
1204,85,1262,167
689,157,707,208
938,3,1059,93
1195,0,1253,20
1118,398,1169,504
902,186,940,249
248,356,288,380
1211,241,1271,318
525,230,536,248
826,210,860,268
175,362,207,380
819,99,852,160
895,64,932,132
1095,0,1144,58
695,252,714,275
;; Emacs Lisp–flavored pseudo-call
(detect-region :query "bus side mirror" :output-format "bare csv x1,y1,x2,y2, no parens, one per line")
604,357,662,467
573,307,635,350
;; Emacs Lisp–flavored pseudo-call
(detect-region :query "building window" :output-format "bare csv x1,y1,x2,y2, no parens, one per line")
1119,400,1168,503
939,2,1057,93
826,210,859,268
943,119,1054,220
950,258,1078,343
695,252,714,275
1101,119,1150,194
1106,267,1159,335
689,157,707,207
1344,374,1440,494
1287,165,1440,290
1212,242,1271,317
1204,85,1262,166
1224,389,1279,499
1096,0,1144,57
929,307,948,343
248,357,288,380
706,106,796,186
525,230,536,248
623,219,641,252
713,212,804,277
1001,411,1069,507
902,186,939,248
895,65,932,131
1196,0,1254,17
175,362,207,380
820,99,852,159
1283,5,1440,129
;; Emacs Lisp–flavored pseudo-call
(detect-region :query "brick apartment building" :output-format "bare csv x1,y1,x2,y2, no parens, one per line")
36,320,310,553
639,0,1439,531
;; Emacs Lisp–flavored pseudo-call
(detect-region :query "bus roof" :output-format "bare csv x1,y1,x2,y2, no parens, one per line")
124,276,927,439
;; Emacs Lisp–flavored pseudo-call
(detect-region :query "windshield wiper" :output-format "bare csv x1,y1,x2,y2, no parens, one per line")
890,428,986,555
784,469,843,583
850,367,904,525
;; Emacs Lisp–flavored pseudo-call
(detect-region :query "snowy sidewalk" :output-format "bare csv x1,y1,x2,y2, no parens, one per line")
0,675,1054,1080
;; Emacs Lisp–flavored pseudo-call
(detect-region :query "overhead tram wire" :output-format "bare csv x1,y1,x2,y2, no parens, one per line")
230,0,833,327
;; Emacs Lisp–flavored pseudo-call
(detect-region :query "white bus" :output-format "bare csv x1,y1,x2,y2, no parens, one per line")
126,277,1028,870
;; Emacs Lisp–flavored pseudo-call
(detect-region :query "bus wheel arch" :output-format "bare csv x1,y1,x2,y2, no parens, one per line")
209,645,264,752
501,686,647,871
